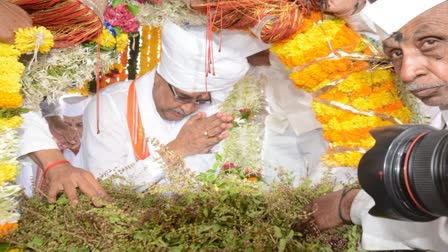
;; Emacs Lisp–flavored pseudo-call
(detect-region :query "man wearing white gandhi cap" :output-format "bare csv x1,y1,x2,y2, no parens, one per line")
309,0,448,250
80,20,269,191
60,96,91,160
17,95,91,198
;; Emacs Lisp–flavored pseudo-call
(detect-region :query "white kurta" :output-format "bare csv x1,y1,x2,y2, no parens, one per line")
16,111,83,197
350,107,448,251
80,70,224,192
251,54,328,186
16,111,59,197
258,54,358,186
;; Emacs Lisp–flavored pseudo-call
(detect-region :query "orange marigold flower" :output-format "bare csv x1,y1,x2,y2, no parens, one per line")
0,222,18,239
0,92,23,108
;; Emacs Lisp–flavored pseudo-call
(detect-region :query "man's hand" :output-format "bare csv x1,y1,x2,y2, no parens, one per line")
305,189,360,231
167,112,234,156
46,116,80,150
44,163,113,207
324,0,366,18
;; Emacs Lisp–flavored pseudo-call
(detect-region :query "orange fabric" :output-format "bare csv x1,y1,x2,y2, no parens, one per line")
127,79,150,160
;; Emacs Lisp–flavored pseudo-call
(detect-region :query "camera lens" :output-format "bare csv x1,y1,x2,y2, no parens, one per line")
358,125,448,221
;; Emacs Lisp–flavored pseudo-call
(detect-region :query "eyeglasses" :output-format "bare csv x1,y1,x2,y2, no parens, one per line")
167,82,212,105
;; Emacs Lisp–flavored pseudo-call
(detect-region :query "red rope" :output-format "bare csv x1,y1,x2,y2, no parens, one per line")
96,37,101,134
12,0,103,48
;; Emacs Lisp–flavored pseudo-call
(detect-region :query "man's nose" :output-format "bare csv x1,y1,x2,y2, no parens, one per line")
180,103,199,115
398,51,427,84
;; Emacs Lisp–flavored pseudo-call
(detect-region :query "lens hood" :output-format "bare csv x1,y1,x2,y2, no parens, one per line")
358,125,442,221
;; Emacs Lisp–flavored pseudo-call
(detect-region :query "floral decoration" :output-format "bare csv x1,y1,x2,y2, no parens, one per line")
219,76,265,180
271,14,416,168
0,26,55,240
14,26,54,54
104,2,140,34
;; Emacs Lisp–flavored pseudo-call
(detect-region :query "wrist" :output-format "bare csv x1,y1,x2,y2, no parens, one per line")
165,141,187,157
340,188,360,223
44,160,70,178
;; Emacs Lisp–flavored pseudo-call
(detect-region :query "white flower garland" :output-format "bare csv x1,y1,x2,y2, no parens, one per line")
219,75,265,175
135,0,206,27
21,46,117,109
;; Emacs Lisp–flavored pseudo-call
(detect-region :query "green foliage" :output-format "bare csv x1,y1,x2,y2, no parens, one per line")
0,108,29,118
8,174,361,251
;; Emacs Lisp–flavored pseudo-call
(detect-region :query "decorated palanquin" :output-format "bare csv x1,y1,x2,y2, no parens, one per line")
191,0,415,168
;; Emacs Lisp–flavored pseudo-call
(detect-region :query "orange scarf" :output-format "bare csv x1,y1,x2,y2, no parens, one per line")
127,79,150,160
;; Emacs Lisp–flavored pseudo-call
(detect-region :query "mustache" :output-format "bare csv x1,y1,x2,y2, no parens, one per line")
405,82,445,92
172,107,186,115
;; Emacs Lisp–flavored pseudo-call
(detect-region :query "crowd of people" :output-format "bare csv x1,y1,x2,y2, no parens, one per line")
3,0,448,250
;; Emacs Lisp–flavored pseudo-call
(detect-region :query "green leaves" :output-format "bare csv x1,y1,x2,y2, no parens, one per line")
126,3,139,16
10,174,360,251
111,0,123,8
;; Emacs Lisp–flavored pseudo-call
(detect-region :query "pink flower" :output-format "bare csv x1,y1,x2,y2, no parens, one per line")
104,3,140,33
222,162,236,170
122,18,140,33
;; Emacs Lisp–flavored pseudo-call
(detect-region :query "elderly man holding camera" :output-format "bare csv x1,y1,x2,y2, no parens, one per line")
311,0,448,250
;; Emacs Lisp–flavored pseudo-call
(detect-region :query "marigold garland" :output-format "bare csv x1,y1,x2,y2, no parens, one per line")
14,26,54,54
96,27,116,49
0,43,25,109
271,18,367,68
139,25,161,76
0,26,54,240
271,17,415,168
0,163,17,186
0,116,23,131
290,58,369,92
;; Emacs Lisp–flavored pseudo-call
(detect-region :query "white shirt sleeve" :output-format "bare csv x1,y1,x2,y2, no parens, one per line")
350,190,448,250
81,91,165,192
18,111,59,158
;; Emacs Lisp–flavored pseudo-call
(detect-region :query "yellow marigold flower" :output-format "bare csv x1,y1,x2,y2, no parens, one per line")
271,19,362,67
0,43,20,57
322,152,364,168
0,56,24,94
0,92,22,108
14,26,54,54
0,115,23,131
113,63,124,73
116,33,129,53
0,163,17,185
97,27,116,49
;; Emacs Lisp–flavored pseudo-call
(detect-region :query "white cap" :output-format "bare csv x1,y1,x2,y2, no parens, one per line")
363,0,445,36
157,20,270,93
61,96,91,117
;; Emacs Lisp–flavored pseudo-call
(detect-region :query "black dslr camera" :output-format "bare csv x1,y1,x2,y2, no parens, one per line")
358,125,448,221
